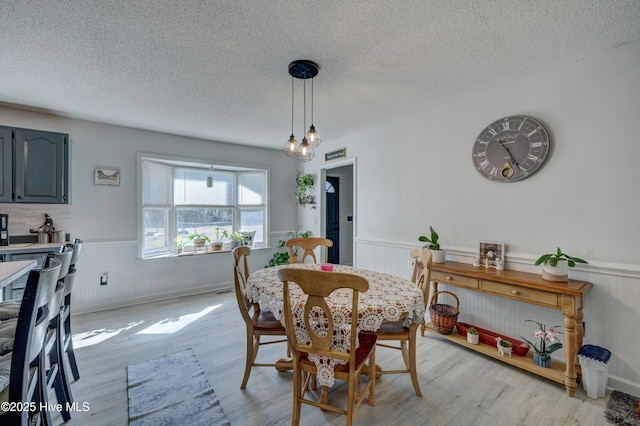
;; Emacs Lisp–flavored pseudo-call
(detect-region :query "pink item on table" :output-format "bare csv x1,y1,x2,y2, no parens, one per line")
320,264,334,271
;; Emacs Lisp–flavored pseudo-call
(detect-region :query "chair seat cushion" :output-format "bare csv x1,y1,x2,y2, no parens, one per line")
0,301,21,321
301,331,377,372
376,320,408,334
252,309,285,331
0,351,12,394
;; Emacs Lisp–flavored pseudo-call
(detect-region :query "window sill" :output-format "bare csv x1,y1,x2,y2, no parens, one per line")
142,246,270,260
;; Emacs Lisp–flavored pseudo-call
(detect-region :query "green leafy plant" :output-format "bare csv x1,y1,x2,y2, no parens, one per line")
174,237,186,249
534,247,588,267
212,225,228,242
418,226,441,251
188,232,210,243
230,231,244,242
467,327,479,335
295,170,315,206
264,228,312,267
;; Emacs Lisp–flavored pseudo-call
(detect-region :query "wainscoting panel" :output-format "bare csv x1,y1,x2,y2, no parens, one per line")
355,236,640,397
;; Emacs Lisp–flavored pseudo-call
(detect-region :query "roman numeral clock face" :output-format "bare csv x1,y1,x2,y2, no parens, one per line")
472,116,550,182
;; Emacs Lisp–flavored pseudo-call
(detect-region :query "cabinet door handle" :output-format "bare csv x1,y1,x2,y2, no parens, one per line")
511,289,520,295
446,276,453,281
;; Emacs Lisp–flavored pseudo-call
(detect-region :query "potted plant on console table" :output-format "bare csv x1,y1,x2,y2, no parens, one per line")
534,247,588,282
418,226,445,263
520,320,563,368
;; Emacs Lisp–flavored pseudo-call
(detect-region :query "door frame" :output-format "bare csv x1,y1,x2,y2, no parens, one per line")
320,157,357,266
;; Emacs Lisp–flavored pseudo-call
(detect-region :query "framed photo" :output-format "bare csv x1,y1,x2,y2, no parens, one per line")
95,167,120,186
478,241,505,267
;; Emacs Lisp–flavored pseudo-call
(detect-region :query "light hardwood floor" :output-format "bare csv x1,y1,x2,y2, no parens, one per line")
51,289,609,426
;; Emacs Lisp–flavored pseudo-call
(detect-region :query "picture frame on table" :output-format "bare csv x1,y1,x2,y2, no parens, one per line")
478,241,505,268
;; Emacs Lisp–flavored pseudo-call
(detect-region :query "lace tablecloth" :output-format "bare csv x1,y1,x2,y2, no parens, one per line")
246,264,425,386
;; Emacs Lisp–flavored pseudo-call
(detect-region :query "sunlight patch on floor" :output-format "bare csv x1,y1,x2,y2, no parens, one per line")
136,304,222,335
73,321,144,349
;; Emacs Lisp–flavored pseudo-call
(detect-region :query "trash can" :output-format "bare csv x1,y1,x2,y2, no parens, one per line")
578,344,611,399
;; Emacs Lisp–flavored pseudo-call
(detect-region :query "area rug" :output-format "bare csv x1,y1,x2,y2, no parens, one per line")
127,348,230,426
605,390,640,425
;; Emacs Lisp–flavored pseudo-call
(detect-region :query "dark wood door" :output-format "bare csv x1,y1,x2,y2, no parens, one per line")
326,176,339,263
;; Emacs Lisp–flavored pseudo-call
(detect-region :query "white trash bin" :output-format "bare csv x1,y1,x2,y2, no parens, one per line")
578,344,611,399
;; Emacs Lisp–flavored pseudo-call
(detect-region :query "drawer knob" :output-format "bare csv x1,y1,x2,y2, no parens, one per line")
511,289,520,295
446,276,453,281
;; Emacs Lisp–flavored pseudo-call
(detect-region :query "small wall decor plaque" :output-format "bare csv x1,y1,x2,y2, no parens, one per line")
478,241,505,268
95,167,120,186
325,147,346,161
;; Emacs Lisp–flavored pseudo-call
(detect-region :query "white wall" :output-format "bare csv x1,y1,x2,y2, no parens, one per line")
0,107,298,312
301,42,640,395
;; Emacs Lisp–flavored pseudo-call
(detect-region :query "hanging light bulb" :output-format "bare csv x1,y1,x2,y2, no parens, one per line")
283,76,299,157
298,137,315,162
306,77,321,147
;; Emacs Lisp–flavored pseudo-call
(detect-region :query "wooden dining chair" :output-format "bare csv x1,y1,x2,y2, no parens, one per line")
285,237,333,264
60,239,83,382
410,247,424,284
0,256,61,426
278,268,376,426
374,248,432,397
232,246,288,389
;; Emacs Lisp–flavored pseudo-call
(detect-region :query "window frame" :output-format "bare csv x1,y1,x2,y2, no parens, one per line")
137,152,269,259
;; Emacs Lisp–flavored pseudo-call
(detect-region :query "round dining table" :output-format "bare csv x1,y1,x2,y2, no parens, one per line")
246,263,425,386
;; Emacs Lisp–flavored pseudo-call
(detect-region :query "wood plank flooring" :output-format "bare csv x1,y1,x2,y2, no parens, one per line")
51,290,609,425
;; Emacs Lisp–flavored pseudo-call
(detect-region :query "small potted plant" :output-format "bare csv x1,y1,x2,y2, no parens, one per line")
210,226,228,251
230,231,244,250
418,226,445,263
188,232,210,250
520,319,563,368
466,327,479,344
496,337,513,357
534,247,588,282
174,236,186,254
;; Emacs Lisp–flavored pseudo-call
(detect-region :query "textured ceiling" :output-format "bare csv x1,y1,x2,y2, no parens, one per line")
1,0,639,150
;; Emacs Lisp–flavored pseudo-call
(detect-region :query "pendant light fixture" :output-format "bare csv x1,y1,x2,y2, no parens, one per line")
206,165,213,187
283,60,320,162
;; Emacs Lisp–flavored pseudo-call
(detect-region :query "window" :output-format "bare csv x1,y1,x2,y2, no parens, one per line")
138,154,268,258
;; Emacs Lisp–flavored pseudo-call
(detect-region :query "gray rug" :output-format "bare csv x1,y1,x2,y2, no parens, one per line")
127,348,230,426
605,390,640,426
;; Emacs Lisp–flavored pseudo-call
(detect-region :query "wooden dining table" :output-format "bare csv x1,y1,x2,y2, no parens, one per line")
246,263,425,386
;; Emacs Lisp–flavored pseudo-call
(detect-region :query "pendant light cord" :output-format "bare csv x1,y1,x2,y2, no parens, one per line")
291,76,294,135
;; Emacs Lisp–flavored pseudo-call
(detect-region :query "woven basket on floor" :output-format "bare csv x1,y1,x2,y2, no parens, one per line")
429,291,459,335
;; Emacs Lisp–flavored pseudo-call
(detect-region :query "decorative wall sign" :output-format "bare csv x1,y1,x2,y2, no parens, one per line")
95,167,120,186
325,147,347,161
478,241,505,267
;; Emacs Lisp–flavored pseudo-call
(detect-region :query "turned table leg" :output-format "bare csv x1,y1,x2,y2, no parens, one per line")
562,295,578,397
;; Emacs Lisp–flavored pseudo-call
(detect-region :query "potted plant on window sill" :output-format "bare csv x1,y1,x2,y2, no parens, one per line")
230,231,244,250
534,247,588,282
188,233,210,250
175,237,186,254
211,226,228,251
418,226,445,263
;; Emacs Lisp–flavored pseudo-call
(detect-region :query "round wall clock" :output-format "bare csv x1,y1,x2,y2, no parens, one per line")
472,115,550,182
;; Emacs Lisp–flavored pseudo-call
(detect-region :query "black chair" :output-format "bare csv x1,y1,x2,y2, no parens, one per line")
60,239,82,382
0,256,61,425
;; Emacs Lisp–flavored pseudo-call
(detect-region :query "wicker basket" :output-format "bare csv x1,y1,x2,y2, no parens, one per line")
429,291,459,335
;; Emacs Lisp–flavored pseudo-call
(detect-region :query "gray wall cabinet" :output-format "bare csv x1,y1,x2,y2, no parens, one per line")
0,125,69,204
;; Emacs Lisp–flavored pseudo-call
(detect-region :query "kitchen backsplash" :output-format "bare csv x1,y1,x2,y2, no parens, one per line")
0,204,71,239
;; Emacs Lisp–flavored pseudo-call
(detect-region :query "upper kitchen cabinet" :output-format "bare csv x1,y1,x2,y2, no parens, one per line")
0,125,69,204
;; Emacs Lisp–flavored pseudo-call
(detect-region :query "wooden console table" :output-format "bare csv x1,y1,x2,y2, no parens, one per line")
426,261,592,397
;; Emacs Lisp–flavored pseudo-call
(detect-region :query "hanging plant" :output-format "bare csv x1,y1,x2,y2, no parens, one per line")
295,170,315,206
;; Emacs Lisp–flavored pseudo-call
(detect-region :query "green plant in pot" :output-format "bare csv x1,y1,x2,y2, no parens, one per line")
230,231,244,249
466,327,479,345
188,232,210,249
418,226,445,263
210,226,228,251
534,247,588,282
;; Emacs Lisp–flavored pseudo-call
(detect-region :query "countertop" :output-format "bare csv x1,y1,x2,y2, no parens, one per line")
0,242,64,254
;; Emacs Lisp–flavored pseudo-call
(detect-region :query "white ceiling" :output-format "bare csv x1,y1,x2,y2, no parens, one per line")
1,1,639,150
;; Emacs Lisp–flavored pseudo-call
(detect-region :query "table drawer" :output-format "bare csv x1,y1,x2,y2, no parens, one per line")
482,280,558,308
431,270,479,290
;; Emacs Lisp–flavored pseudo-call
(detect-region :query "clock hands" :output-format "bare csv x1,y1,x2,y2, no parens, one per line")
499,140,520,170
